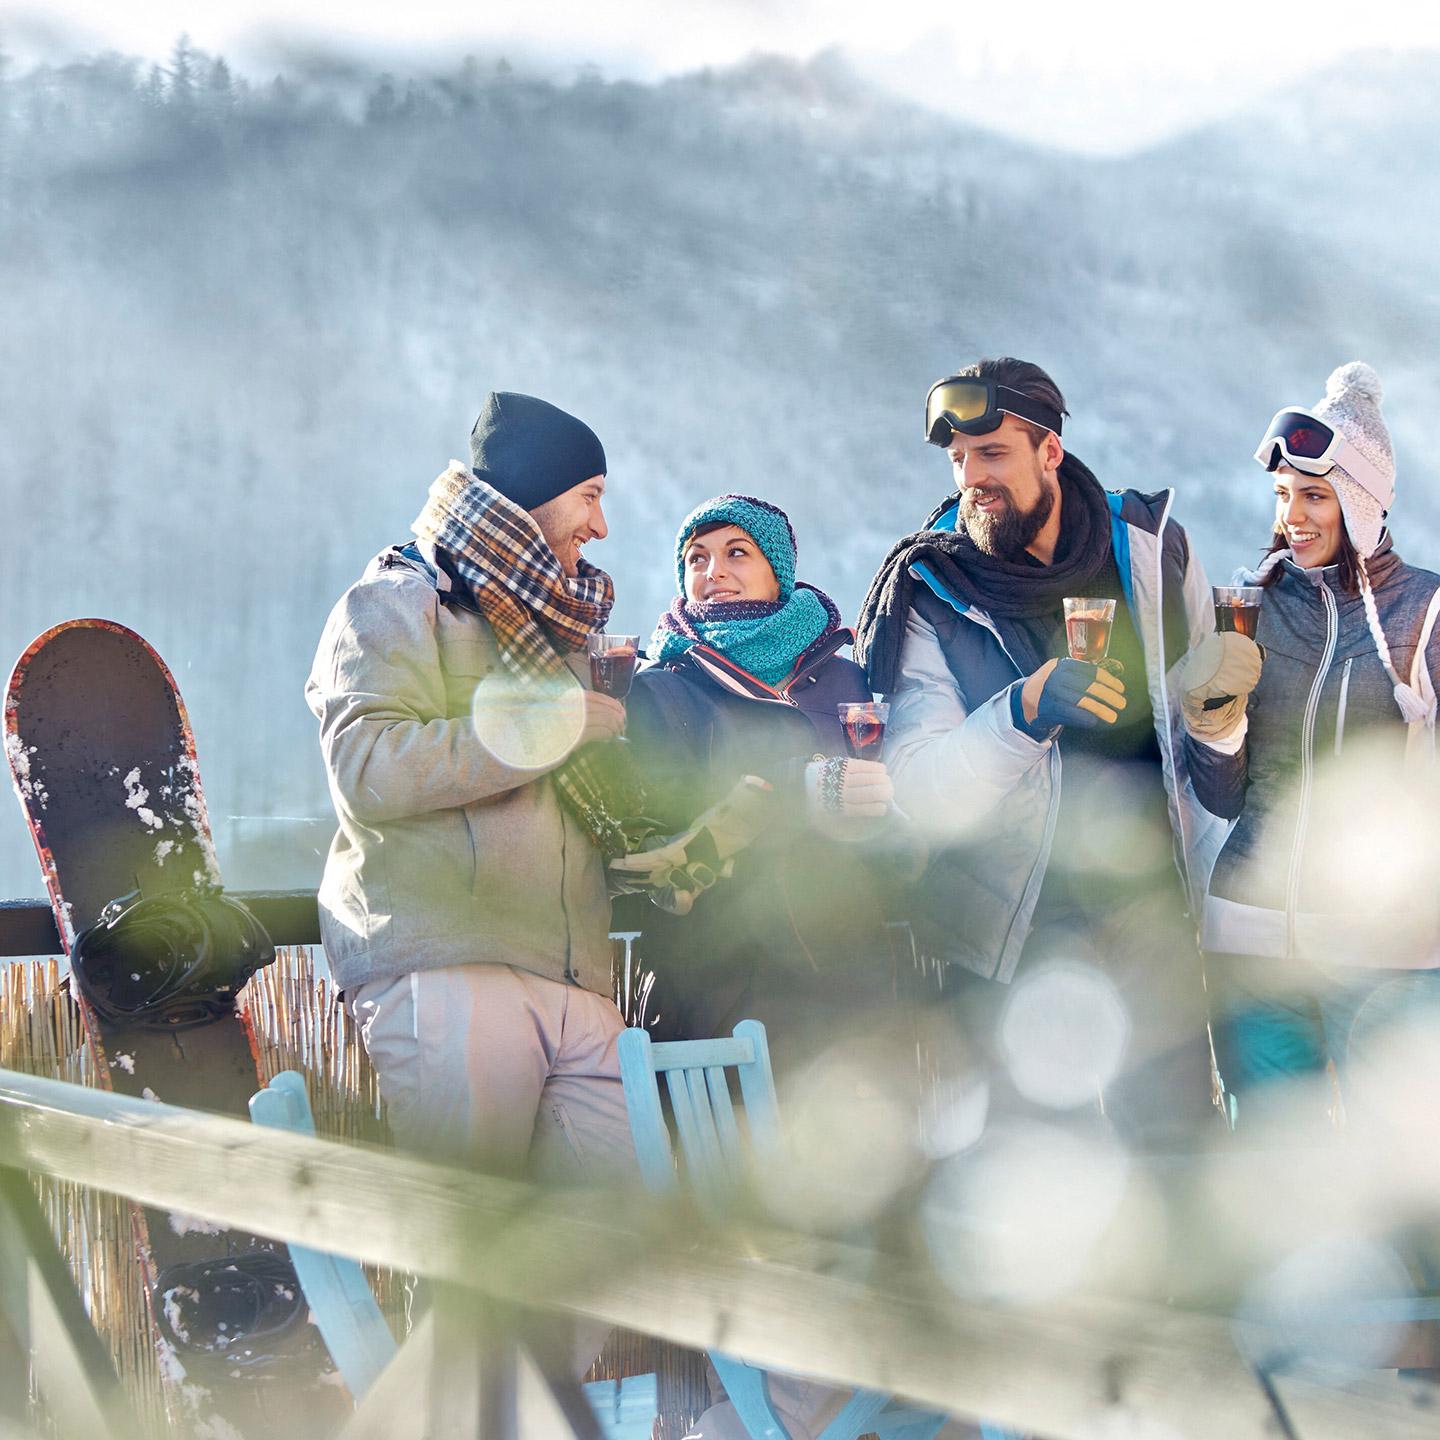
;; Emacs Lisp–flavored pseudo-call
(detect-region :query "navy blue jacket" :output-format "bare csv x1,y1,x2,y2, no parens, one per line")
623,640,910,1056
883,489,1224,981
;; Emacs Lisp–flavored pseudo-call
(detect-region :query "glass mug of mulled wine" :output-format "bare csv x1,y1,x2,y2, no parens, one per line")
587,633,640,700
1062,597,1116,665
1212,586,1263,641
837,701,889,760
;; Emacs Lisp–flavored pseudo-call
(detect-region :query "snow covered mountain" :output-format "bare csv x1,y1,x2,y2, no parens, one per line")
1,45,1437,897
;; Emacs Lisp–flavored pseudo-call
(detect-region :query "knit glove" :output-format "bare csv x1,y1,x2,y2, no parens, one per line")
1025,658,1127,732
608,775,773,915
1178,633,1263,741
803,756,893,836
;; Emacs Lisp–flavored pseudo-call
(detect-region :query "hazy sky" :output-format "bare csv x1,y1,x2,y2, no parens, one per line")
5,1,1440,149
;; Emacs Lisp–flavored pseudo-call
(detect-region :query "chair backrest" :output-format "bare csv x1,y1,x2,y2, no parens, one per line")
616,1020,782,1201
248,1070,398,1401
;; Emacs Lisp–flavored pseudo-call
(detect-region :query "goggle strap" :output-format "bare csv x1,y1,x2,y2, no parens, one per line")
995,386,1063,437
1333,436,1390,503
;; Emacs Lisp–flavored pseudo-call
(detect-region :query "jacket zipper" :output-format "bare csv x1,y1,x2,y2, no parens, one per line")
1285,580,1338,956
1146,490,1195,912
780,630,851,696
1334,658,1353,756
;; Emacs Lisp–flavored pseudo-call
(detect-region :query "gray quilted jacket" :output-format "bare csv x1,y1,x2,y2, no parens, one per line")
1190,539,1440,966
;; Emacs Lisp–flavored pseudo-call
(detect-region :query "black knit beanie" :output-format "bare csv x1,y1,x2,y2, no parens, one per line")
468,392,607,511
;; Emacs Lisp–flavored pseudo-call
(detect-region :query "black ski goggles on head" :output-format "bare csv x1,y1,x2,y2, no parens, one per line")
924,377,1064,446
1253,406,1387,496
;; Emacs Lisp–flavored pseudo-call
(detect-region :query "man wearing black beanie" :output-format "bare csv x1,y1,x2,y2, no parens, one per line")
306,392,636,1251
469,391,606,507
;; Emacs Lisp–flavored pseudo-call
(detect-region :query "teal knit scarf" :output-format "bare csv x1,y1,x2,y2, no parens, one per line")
649,584,842,688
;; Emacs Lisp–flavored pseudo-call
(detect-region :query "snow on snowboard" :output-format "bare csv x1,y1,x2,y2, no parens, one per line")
4,618,339,1434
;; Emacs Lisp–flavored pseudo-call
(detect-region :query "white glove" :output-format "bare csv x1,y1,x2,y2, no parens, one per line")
803,756,893,833
1179,632,1263,741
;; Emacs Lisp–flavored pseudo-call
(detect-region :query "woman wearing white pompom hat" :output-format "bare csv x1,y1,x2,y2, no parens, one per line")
1178,362,1440,1132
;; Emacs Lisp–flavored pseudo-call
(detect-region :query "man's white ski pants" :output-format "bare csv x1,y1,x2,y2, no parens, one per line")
346,962,636,1180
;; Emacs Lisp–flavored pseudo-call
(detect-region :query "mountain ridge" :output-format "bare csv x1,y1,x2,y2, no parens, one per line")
0,41,1434,894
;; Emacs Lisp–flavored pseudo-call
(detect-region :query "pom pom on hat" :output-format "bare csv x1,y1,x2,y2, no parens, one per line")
1325,361,1383,407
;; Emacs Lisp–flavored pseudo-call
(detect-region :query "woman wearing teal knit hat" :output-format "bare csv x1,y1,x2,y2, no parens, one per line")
622,493,923,1074
647,493,834,686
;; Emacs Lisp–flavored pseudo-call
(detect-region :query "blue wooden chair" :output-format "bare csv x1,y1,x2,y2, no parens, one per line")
617,1021,951,1440
249,1070,657,1437
247,1070,399,1400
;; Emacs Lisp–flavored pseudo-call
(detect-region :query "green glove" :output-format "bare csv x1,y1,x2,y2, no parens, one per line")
1179,633,1263,741
607,775,773,915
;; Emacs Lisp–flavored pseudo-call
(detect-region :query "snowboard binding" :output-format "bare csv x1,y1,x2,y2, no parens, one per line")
70,887,276,1030
152,1252,322,1375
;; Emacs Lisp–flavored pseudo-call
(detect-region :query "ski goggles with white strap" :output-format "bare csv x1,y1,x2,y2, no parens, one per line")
925,376,1064,446
1253,408,1388,497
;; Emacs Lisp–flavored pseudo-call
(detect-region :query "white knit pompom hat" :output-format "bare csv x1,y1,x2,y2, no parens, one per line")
1259,362,1425,722
1310,360,1394,560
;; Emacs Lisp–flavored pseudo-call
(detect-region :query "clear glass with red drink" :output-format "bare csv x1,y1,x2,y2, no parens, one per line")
587,633,639,699
837,701,889,760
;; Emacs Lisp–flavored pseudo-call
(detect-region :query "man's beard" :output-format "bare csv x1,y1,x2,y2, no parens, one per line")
960,481,1056,559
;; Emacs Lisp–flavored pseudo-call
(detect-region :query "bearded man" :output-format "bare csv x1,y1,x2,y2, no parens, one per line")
856,357,1224,1146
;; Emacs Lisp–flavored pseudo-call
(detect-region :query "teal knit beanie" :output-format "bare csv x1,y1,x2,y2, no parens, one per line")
673,494,798,599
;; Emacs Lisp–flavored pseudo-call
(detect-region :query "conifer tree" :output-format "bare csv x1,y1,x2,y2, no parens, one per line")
140,63,166,109
365,74,396,125
168,33,197,109
205,56,236,109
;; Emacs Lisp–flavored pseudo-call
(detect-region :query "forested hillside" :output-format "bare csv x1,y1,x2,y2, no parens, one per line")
2,40,1437,893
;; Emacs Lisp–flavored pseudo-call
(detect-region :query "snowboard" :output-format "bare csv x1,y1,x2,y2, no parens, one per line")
4,618,336,1434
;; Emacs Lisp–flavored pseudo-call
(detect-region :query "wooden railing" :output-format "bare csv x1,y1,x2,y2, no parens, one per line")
3,1065,1439,1439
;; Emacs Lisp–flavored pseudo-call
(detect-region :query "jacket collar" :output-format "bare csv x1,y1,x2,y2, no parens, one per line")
679,628,851,704
1273,530,1401,590
387,541,483,613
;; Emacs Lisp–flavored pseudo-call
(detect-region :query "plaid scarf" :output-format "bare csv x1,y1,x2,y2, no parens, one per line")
413,463,643,856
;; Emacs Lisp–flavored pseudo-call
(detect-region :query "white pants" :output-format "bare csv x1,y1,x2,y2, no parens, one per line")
347,964,635,1181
